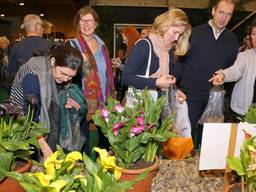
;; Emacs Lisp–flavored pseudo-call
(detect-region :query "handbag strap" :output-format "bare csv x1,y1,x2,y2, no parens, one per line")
135,38,152,78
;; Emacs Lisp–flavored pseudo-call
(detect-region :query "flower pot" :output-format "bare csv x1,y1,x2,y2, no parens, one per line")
120,156,160,192
226,183,242,192
0,160,32,192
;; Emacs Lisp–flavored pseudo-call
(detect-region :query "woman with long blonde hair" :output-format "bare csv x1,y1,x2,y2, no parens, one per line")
122,8,191,94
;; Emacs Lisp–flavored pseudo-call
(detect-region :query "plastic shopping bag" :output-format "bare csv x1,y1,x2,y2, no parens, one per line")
175,101,192,137
198,85,226,125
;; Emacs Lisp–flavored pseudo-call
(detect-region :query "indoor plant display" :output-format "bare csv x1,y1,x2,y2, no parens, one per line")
0,107,48,191
92,89,175,191
1,146,145,192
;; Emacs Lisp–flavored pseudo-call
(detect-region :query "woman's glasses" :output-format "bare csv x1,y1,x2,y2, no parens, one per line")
79,19,95,25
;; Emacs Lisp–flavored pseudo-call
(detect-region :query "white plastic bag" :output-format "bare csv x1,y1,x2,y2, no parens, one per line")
161,85,192,137
175,101,192,137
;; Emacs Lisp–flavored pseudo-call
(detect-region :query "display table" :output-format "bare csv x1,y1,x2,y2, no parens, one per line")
151,159,224,192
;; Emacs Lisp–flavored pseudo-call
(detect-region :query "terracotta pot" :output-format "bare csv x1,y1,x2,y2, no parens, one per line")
120,156,160,192
0,160,32,192
225,183,241,192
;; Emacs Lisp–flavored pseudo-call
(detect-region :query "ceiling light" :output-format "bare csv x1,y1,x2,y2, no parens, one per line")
0,14,5,17
40,13,45,17
19,2,25,6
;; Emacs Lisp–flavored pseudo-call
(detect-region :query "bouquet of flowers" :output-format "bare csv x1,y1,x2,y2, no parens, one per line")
92,89,175,168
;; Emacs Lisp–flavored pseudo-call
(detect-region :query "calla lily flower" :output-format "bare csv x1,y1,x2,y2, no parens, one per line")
34,172,52,187
44,151,63,179
93,147,122,180
100,108,110,123
64,151,82,172
114,104,124,113
100,108,110,118
112,122,124,136
130,125,145,137
136,116,144,125
49,180,67,192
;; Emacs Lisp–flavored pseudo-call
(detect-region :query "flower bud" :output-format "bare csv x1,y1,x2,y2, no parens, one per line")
136,116,144,125
114,104,124,113
130,125,144,137
100,108,110,118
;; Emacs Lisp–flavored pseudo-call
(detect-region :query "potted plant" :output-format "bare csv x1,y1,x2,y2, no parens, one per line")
227,136,256,192
92,89,175,191
1,146,146,192
0,107,48,191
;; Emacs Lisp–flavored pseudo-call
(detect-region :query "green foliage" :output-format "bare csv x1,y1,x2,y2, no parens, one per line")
227,136,256,191
0,146,146,192
239,105,256,124
0,108,48,180
92,89,175,168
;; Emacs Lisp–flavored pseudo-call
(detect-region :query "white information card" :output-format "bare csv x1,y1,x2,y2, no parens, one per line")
199,123,249,170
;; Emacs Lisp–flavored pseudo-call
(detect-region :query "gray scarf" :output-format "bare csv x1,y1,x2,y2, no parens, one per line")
25,56,60,150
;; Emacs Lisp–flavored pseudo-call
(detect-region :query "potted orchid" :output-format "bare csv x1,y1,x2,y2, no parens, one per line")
0,146,145,192
92,89,175,169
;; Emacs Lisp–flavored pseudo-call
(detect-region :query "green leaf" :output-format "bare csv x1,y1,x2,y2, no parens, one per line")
83,153,99,175
19,182,39,192
104,169,149,192
227,157,246,176
0,152,13,179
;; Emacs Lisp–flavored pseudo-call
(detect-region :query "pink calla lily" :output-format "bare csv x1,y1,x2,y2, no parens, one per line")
114,104,124,113
100,108,110,118
136,116,144,125
112,122,124,136
130,125,145,137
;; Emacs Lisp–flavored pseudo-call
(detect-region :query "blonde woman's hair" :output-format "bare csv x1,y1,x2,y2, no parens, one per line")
151,8,191,56
0,36,10,47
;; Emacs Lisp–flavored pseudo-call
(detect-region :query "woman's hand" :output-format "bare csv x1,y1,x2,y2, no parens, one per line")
156,75,176,89
208,73,225,85
65,97,81,111
111,58,121,68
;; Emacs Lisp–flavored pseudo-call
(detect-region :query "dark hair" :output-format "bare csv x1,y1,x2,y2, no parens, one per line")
213,0,236,9
49,43,83,70
247,19,256,35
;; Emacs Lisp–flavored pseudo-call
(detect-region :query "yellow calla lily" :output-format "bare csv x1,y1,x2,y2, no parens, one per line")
49,180,67,192
34,172,52,187
44,151,63,179
64,151,82,172
93,147,122,180
113,166,122,180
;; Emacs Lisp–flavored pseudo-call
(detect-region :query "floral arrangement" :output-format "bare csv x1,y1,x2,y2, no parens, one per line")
92,89,175,168
1,146,145,192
